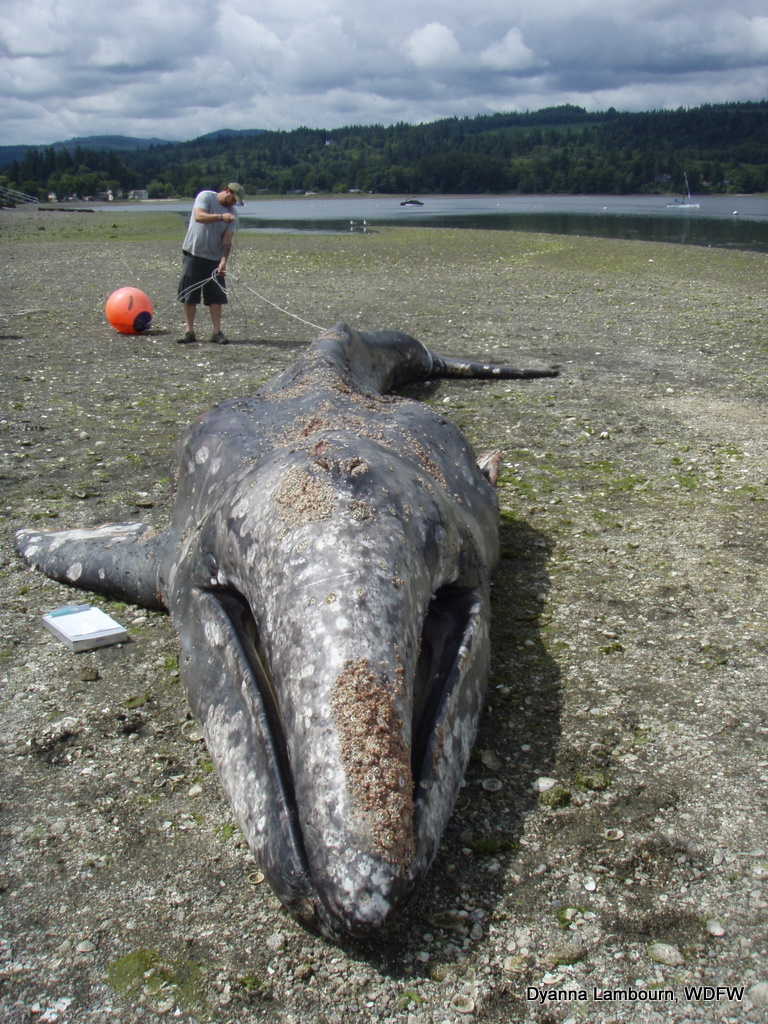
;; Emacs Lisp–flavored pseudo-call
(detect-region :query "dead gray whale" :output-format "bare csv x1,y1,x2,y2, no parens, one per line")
15,324,557,938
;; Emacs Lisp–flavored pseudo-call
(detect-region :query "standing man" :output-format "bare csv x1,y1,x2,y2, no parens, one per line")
177,183,245,344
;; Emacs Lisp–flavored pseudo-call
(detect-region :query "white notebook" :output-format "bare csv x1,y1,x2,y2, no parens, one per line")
42,603,129,652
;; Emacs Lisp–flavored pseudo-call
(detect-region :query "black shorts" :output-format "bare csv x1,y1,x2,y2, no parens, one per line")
178,252,227,305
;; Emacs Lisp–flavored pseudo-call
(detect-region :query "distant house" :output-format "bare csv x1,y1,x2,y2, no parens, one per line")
128,189,149,201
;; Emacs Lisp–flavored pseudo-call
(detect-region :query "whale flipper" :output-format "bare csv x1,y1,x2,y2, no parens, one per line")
14,523,167,611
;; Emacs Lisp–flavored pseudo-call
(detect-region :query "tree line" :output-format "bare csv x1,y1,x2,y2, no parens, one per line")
3,101,767,202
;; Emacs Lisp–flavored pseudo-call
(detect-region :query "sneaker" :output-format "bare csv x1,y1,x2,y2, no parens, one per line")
209,331,228,345
177,330,197,345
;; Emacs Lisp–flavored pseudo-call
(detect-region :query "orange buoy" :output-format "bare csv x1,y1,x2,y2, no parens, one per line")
105,287,153,334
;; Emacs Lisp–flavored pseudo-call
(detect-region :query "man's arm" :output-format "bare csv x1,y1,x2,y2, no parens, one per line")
194,207,235,224
217,229,234,274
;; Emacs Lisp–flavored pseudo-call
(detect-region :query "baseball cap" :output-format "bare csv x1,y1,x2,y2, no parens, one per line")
227,182,245,205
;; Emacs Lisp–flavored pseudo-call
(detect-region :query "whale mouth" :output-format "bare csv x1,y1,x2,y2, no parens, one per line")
212,588,295,794
211,580,483,799
412,583,485,787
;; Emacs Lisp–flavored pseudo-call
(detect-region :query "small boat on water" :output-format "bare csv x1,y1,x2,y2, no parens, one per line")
400,198,424,206
667,172,700,209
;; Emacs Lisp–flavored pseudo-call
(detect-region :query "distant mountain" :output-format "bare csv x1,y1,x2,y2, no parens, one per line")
193,129,267,141
0,134,173,168
0,129,267,168
52,134,173,151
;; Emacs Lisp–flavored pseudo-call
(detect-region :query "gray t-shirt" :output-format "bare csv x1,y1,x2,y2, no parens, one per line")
182,191,238,261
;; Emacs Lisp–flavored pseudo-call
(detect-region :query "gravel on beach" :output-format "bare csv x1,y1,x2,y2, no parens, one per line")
1,205,767,1023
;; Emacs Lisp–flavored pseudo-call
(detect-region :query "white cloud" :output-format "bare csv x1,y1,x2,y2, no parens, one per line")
403,23,462,69
218,6,284,56
751,15,768,48
479,28,539,73
716,14,768,62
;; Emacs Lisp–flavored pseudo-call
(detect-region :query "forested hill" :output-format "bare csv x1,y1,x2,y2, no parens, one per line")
4,102,767,201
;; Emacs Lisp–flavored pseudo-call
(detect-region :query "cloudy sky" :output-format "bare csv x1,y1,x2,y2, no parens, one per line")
1,0,767,147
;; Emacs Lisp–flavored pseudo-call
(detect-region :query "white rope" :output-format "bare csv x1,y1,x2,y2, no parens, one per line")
149,274,217,325
150,270,323,333
220,272,324,331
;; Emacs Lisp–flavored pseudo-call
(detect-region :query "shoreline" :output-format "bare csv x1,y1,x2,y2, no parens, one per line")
7,192,768,256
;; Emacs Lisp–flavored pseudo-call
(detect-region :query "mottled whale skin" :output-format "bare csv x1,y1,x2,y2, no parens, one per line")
15,324,557,938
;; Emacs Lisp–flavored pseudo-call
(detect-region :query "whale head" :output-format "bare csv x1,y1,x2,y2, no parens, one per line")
174,430,498,937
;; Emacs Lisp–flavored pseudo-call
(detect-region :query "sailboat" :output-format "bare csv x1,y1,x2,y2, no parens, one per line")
667,172,700,209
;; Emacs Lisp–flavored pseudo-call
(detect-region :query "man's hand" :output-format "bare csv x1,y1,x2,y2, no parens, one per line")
194,208,236,225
